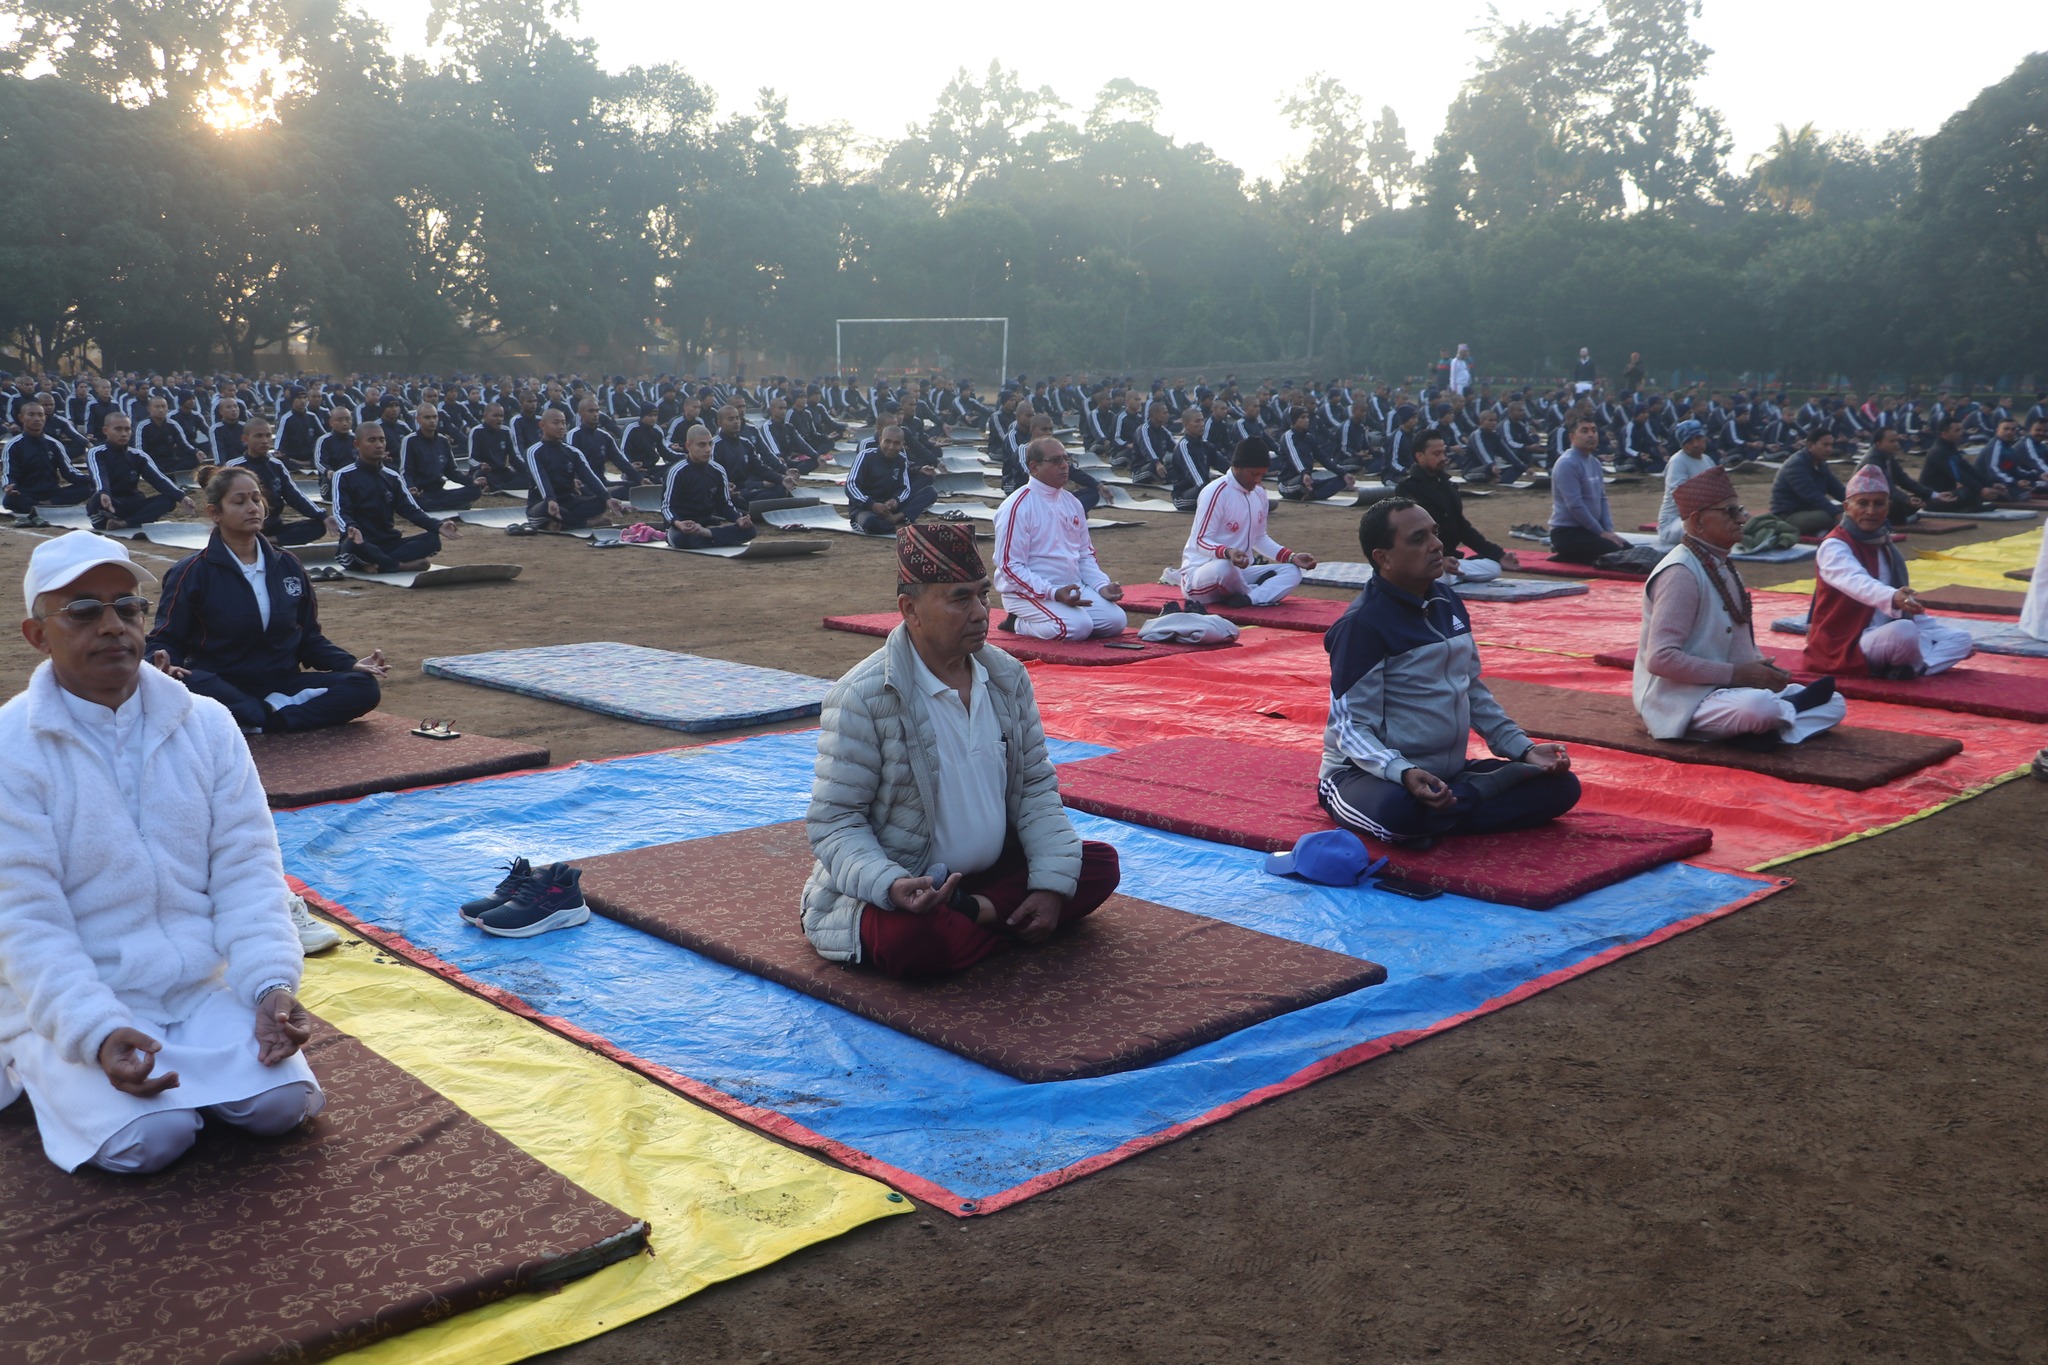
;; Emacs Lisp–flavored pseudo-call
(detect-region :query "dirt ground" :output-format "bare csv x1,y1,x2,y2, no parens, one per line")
4,463,2042,1364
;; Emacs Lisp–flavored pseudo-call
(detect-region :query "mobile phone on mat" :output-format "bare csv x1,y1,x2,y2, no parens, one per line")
1373,875,1443,900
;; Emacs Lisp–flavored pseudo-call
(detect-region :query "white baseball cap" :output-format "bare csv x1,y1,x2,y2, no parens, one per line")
22,530,157,618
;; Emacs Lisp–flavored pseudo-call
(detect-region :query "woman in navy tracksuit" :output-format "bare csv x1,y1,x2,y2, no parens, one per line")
147,466,387,733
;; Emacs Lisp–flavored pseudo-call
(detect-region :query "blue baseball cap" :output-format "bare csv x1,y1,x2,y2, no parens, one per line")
1264,830,1387,885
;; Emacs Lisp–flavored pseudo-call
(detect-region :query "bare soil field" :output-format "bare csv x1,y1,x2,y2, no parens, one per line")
4,464,2040,1365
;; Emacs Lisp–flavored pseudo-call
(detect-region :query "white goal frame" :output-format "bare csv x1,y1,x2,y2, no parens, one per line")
835,316,1009,382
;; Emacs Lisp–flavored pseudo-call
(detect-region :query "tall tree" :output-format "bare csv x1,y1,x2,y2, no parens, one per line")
1364,106,1416,211
1600,0,1729,210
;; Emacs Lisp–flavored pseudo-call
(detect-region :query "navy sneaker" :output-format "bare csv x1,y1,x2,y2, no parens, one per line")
477,866,589,938
460,857,534,924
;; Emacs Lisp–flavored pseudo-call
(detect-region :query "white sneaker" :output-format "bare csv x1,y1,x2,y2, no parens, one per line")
288,894,341,954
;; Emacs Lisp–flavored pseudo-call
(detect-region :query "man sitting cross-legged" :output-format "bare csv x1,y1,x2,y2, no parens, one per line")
1395,430,1519,584
846,424,940,536
992,436,1126,641
1632,466,1847,742
1176,438,1319,606
802,524,1122,979
1,531,323,1173
332,423,463,573
1804,465,1974,680
1318,498,1580,846
659,423,756,549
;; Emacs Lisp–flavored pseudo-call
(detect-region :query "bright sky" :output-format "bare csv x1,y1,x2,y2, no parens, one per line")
357,0,2045,179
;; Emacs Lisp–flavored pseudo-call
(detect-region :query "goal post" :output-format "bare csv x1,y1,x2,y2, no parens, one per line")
835,317,1009,384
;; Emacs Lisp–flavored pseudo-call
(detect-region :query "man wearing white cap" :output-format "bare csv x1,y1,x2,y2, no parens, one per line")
0,531,323,1173
1805,465,1975,679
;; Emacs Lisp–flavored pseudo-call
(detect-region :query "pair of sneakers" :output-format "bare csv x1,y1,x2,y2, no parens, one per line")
460,857,590,938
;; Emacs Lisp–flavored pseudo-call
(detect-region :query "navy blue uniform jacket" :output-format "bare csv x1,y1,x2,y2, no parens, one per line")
148,534,357,680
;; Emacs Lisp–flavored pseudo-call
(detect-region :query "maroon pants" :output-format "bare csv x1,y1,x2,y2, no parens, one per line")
858,840,1122,979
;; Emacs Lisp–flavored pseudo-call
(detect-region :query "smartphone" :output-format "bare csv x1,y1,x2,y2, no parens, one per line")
1104,641,1148,650
1374,874,1443,901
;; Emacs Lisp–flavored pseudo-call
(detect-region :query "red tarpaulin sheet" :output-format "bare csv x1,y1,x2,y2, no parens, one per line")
1591,646,2048,724
1115,583,1347,632
1057,737,1711,909
823,613,1248,665
1028,629,2047,871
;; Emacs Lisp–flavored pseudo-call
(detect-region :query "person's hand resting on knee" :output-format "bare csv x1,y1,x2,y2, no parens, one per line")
1006,889,1063,943
99,1027,179,1097
255,987,313,1066
1402,767,1455,811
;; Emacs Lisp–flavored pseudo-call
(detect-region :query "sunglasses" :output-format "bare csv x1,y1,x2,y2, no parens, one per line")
45,595,150,625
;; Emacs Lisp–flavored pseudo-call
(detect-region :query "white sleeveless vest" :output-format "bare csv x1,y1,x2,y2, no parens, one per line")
1632,543,1749,739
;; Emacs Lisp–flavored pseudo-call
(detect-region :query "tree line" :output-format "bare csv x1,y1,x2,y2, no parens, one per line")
0,0,2041,389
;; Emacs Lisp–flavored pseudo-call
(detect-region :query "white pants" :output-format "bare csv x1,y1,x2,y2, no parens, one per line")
89,1082,323,1174
1689,684,1848,743
5,986,325,1172
1008,592,1128,641
1862,617,1974,676
1185,559,1302,605
1442,557,1502,585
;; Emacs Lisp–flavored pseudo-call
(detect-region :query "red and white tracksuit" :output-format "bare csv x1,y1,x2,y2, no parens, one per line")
1178,474,1301,604
993,478,1127,640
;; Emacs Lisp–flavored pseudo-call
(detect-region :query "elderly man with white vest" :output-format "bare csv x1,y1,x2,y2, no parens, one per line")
802,524,1122,978
0,531,322,1173
1632,467,1848,743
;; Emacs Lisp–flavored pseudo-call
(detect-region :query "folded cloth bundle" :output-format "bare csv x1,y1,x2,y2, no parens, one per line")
1138,612,1241,645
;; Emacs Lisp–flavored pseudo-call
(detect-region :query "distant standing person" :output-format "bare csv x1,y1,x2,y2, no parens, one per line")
1448,344,1473,397
1621,352,1645,394
1573,348,1597,395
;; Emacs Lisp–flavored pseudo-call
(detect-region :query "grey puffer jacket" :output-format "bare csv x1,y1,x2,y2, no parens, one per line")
802,623,1082,962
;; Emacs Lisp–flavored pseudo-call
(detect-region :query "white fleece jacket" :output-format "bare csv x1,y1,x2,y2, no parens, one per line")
0,662,300,1067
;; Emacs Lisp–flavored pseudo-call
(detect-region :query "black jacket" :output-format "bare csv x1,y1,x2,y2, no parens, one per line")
1395,463,1506,562
661,459,745,525
148,534,356,680
224,453,323,524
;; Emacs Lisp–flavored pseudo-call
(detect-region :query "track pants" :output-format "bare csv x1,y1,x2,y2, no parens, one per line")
184,667,380,733
857,840,1122,979
1319,759,1583,843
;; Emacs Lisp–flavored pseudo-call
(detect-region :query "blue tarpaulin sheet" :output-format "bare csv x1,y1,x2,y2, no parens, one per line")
276,731,1784,1213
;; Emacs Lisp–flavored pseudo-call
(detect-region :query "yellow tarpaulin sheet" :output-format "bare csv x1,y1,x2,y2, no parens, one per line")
303,937,906,1365
1778,526,2042,596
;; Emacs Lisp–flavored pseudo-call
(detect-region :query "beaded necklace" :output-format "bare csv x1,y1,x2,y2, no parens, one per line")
1683,534,1751,625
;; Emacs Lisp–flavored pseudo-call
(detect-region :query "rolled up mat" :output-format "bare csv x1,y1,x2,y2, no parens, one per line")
1510,551,1654,581
823,612,1241,665
1591,646,2048,724
576,822,1387,1082
0,1020,646,1364
1482,678,1962,790
1054,737,1711,910
250,711,551,808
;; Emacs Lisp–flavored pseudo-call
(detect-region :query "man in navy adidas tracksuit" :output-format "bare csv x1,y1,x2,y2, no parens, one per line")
87,413,194,530
224,418,335,546
2,400,95,522
1319,497,1580,844
331,423,460,572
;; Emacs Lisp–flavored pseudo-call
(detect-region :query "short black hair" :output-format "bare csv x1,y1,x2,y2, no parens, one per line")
1232,436,1274,468
1358,496,1419,562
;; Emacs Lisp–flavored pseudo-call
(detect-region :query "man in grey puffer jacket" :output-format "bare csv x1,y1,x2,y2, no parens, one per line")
803,524,1121,977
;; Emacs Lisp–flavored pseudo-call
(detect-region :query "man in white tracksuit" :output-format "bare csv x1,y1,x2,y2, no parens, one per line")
1177,439,1318,605
992,437,1126,640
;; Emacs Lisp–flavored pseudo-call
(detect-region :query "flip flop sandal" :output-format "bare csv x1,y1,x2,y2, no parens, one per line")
411,720,462,740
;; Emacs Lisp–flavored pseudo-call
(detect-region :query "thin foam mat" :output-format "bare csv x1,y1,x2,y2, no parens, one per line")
578,822,1386,1082
422,642,831,731
250,711,551,808
0,1022,646,1365
1055,736,1712,910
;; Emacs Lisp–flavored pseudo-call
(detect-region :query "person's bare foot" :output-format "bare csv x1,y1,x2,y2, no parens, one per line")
397,558,432,572
106,518,129,529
